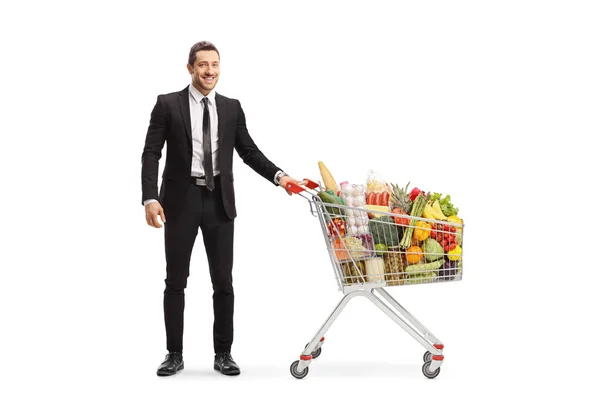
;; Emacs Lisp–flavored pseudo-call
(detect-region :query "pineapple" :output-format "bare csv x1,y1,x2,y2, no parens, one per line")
390,182,412,214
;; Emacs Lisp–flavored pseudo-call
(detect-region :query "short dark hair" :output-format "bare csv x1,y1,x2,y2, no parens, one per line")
188,41,220,66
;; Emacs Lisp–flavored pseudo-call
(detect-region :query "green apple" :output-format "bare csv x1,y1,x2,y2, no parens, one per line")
375,243,387,255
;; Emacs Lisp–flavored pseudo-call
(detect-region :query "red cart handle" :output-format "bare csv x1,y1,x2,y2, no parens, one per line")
286,178,320,194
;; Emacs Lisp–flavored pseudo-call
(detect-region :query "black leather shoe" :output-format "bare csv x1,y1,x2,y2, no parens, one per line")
214,352,240,376
157,352,184,376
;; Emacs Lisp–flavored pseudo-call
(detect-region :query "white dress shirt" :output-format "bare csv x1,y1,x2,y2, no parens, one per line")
143,85,286,207
189,83,220,178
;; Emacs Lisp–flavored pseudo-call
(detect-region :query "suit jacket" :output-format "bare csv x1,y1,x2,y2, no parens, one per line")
141,86,281,220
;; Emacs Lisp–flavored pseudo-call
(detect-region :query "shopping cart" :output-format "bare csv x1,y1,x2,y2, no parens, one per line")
284,179,464,379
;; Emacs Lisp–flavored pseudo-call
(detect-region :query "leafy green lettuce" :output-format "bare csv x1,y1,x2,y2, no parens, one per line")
432,192,459,217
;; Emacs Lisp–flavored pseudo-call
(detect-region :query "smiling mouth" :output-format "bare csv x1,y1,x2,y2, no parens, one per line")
203,76,215,83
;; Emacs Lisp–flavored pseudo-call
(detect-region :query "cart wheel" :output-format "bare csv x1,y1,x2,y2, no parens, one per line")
290,360,309,379
305,342,322,359
312,347,322,358
423,351,432,362
422,361,441,379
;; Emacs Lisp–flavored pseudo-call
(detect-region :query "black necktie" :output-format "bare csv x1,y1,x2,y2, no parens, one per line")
202,97,215,191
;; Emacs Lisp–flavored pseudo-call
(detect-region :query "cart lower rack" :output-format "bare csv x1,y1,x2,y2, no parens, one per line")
285,179,464,379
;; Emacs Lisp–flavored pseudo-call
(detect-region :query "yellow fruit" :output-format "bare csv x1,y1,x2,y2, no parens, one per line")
422,204,436,220
448,245,462,261
447,215,463,232
413,221,431,241
430,200,448,220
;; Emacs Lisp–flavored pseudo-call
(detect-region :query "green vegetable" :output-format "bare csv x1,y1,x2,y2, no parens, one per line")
325,190,345,205
405,260,443,275
406,272,437,284
369,216,400,247
431,193,458,217
421,238,444,262
318,191,345,217
399,192,431,249
343,236,368,258
455,230,463,246
375,243,387,255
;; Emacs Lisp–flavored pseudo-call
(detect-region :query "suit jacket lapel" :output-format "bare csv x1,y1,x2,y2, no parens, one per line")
216,92,227,155
177,87,192,145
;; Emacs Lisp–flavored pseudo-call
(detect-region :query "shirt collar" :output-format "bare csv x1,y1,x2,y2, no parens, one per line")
189,83,216,105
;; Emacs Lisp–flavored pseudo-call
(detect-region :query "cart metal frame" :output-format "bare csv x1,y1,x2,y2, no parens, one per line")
285,179,463,379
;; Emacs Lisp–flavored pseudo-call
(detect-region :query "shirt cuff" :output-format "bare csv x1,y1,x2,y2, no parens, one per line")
143,199,158,206
274,170,288,185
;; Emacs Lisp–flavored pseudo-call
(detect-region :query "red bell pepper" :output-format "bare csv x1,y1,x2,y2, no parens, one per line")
327,218,346,237
409,187,422,202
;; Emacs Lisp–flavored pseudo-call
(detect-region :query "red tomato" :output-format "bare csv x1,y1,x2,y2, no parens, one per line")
450,227,456,233
444,245,449,252
443,225,450,232
442,240,448,247
450,243,457,251
391,208,407,225
444,233,449,239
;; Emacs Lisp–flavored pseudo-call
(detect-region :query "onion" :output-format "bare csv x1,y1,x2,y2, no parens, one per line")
357,225,368,235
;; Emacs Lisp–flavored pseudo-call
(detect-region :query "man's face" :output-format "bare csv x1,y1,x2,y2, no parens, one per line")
187,50,220,95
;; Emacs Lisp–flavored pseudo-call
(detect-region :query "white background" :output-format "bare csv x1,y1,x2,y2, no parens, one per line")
1,0,599,398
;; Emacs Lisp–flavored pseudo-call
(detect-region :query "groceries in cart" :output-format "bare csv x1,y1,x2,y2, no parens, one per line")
315,161,464,287
285,164,463,380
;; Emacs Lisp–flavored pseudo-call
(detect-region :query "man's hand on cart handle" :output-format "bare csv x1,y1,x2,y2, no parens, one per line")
145,202,166,228
280,175,301,196
284,178,320,195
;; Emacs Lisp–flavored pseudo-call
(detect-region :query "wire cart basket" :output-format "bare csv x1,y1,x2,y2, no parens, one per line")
285,179,464,379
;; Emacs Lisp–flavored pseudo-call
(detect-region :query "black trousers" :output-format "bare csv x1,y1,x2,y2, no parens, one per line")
163,176,235,354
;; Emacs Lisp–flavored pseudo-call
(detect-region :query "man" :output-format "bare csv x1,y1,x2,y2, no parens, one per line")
141,41,299,377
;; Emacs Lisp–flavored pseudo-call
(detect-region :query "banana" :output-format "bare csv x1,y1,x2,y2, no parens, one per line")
422,204,437,220
431,201,448,221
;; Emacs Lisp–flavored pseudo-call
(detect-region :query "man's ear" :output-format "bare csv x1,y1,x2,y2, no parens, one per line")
186,64,193,74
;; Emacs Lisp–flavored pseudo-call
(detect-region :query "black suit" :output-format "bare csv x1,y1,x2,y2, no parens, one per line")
141,86,282,353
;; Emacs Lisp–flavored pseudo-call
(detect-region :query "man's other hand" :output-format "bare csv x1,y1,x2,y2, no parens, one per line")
145,202,166,228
